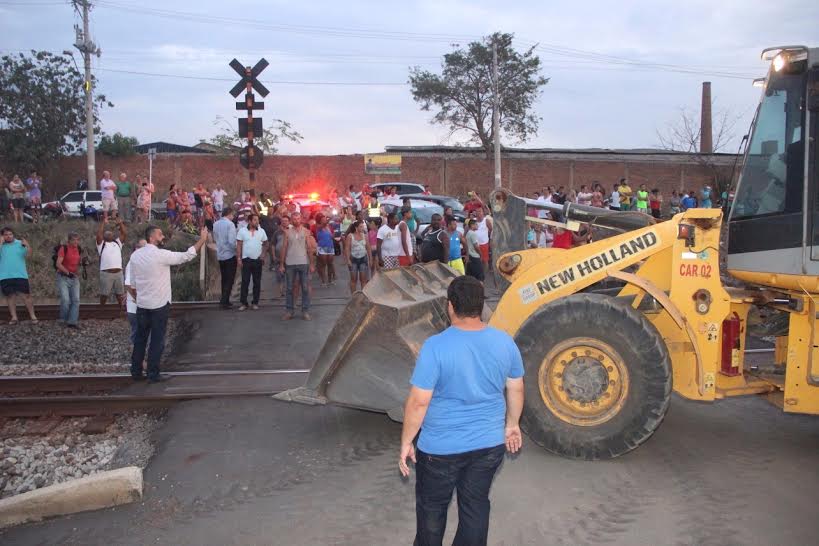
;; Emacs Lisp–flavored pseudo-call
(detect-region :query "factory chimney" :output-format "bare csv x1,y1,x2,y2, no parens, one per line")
700,82,713,154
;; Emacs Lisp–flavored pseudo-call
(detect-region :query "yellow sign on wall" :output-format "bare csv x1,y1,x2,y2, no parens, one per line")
364,154,401,175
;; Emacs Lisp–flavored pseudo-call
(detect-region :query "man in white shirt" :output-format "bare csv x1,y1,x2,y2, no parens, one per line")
536,191,549,219
212,184,227,218
99,171,118,215
609,184,621,211
236,213,268,311
129,225,208,382
96,216,127,306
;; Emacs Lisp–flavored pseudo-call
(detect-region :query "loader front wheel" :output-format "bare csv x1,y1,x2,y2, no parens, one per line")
517,293,671,460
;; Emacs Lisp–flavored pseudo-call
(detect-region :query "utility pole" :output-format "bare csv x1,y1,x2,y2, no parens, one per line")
492,42,501,189
73,1,100,190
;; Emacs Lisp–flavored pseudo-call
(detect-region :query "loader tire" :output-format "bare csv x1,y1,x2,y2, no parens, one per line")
516,293,671,460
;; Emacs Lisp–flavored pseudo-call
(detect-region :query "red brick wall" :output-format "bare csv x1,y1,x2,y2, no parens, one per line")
29,153,730,202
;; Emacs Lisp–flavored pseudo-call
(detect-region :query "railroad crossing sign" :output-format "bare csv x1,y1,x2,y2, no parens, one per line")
228,57,269,186
229,58,270,98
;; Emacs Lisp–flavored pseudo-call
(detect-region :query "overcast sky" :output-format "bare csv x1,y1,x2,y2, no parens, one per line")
2,0,817,155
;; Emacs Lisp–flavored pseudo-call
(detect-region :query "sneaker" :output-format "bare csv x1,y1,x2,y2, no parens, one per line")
302,312,312,321
66,323,80,330
220,303,234,310
238,305,247,311
147,375,170,384
251,304,259,310
282,311,294,320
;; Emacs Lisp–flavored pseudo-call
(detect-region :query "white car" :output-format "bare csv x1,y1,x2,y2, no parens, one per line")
382,199,463,240
51,190,103,217
370,182,426,196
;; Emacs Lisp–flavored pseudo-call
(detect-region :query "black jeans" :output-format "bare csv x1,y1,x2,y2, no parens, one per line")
131,303,170,380
414,444,505,546
466,256,485,281
218,258,237,306
240,258,262,305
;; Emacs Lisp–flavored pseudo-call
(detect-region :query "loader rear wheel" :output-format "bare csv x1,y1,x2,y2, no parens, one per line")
516,293,671,460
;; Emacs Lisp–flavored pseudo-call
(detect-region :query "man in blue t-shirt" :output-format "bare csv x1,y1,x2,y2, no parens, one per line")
681,190,698,211
399,276,525,546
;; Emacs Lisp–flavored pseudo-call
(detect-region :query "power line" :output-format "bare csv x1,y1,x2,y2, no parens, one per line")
94,66,409,85
3,0,760,80
93,0,479,43
0,1,67,4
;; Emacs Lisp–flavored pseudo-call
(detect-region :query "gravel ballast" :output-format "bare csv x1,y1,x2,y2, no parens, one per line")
0,318,186,375
0,412,162,499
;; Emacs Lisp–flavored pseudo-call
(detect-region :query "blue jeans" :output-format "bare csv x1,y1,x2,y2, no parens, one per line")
285,264,310,312
56,274,80,325
414,444,505,546
131,304,169,380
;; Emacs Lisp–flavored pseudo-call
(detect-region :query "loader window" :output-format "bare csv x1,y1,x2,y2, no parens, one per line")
732,71,805,219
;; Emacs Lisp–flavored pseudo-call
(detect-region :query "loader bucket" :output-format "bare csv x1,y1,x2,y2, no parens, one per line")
274,261,458,420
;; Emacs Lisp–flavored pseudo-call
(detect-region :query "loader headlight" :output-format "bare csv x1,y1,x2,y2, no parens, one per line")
498,253,522,275
773,54,786,72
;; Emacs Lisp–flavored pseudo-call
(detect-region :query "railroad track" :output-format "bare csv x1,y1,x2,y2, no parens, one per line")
0,300,222,321
0,369,309,418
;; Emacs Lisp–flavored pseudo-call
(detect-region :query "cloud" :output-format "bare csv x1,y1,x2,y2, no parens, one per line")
1,0,815,154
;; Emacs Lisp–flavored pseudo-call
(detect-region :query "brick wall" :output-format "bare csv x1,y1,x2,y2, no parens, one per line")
25,151,733,202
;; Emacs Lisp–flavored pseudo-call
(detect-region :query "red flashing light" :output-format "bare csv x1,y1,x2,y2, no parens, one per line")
286,194,294,199
309,192,320,200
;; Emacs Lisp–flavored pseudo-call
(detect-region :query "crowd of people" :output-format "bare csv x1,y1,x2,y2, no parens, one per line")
524,179,720,250
528,179,718,217
1,176,728,385
0,170,45,223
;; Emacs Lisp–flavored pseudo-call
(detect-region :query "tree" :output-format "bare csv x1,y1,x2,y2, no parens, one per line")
0,50,112,173
409,32,549,157
656,104,742,195
98,132,139,157
208,116,303,154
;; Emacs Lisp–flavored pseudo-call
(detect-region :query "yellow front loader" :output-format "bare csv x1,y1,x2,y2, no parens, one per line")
278,45,819,459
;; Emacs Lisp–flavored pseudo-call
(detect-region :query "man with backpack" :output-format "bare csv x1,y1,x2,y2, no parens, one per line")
54,232,84,329
96,216,128,305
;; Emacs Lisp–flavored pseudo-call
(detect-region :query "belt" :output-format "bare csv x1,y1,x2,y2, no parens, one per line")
103,268,122,273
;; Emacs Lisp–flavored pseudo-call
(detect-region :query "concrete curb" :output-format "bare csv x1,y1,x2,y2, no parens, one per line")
0,466,143,529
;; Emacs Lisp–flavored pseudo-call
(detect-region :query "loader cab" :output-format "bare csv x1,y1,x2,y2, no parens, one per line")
727,46,819,290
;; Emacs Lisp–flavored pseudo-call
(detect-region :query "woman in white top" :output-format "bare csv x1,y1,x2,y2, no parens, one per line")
576,185,593,206
344,220,370,293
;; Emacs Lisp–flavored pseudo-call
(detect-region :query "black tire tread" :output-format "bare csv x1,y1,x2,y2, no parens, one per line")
517,293,672,460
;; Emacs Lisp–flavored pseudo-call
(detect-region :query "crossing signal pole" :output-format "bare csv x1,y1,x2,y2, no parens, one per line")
229,58,269,194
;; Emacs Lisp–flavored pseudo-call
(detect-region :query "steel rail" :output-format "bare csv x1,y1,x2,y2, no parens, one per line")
0,370,309,417
0,301,220,321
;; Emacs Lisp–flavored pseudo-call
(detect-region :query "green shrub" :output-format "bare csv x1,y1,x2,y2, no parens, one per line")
3,219,205,301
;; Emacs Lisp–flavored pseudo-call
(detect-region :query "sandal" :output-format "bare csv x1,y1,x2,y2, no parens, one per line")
30,318,39,324
8,319,18,325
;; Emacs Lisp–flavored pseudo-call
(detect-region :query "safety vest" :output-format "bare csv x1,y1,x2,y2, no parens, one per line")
367,199,380,218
